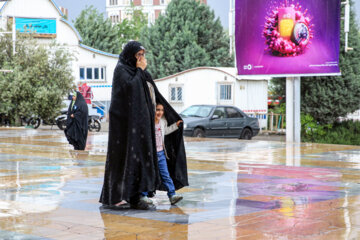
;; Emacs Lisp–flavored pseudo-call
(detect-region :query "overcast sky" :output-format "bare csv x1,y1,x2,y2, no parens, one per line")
55,0,230,28
55,0,359,29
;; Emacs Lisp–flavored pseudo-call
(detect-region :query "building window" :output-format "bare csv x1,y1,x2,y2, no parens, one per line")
110,15,120,23
80,67,106,81
86,68,93,80
170,88,176,101
110,0,118,6
80,68,85,80
110,0,118,5
177,87,182,101
142,0,153,5
169,86,183,102
220,84,232,100
94,68,99,80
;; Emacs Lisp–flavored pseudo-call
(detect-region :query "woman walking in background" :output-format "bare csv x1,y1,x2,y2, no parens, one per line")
64,91,88,150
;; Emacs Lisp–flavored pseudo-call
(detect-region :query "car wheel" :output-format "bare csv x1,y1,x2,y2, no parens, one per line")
240,128,252,140
193,128,205,138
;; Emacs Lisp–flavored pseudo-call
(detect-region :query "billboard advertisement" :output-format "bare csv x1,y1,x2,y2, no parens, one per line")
235,0,341,76
15,18,56,35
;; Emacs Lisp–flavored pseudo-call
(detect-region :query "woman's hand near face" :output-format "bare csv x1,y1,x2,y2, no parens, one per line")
136,56,147,70
71,114,74,118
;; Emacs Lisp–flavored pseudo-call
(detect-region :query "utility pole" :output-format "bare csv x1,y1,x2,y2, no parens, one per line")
342,0,352,52
229,0,234,55
229,0,236,67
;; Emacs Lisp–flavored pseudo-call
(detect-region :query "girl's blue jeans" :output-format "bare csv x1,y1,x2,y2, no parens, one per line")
142,150,175,198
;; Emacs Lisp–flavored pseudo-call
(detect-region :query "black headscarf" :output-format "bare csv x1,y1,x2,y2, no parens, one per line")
119,41,146,68
64,91,88,150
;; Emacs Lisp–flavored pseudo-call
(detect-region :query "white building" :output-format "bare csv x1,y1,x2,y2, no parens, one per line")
106,0,207,25
0,0,118,114
155,67,270,128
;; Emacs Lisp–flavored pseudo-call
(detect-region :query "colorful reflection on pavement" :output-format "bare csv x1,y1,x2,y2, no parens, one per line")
0,128,360,239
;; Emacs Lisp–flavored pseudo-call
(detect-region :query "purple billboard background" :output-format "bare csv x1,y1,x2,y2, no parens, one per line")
235,0,341,76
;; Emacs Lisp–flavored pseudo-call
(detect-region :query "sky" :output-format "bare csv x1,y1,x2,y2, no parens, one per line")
355,1,360,23
54,0,230,28
55,0,360,29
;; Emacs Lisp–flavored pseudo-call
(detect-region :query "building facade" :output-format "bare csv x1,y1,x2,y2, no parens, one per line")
106,0,207,25
0,0,118,114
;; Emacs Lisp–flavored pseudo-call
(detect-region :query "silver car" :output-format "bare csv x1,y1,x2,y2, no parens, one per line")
180,105,260,139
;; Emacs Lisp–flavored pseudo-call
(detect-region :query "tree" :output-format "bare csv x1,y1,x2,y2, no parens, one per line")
271,1,360,124
140,0,233,79
74,6,119,54
0,33,74,124
117,4,148,48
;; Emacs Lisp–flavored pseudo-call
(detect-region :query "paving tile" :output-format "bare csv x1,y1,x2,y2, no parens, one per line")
1,129,360,239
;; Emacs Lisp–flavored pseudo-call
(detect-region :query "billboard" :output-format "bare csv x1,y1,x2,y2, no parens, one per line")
235,0,341,76
15,18,56,35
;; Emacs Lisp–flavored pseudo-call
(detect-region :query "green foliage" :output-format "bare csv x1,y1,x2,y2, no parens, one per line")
269,77,285,101
74,4,147,54
301,114,332,142
269,103,286,114
302,119,360,145
0,33,74,124
74,6,119,54
271,1,360,124
117,4,148,48
140,0,233,79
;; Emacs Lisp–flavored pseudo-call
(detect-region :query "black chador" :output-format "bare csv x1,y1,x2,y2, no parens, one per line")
99,41,188,206
65,91,88,150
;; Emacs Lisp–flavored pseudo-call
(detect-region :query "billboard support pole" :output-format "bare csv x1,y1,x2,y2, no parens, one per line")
286,77,301,143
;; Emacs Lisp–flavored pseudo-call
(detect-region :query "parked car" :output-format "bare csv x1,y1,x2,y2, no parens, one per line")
180,105,260,140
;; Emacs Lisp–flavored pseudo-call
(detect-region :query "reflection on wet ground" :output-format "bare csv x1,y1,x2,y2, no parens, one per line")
1,128,360,239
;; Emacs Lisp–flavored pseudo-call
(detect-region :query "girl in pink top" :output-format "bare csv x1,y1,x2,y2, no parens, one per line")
141,103,184,205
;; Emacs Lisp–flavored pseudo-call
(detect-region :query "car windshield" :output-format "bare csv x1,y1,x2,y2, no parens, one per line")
180,106,214,118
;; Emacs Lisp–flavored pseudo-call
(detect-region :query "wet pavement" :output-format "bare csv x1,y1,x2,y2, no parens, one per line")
0,128,360,239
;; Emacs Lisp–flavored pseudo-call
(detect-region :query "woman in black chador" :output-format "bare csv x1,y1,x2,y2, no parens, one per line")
65,91,88,150
99,41,188,210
